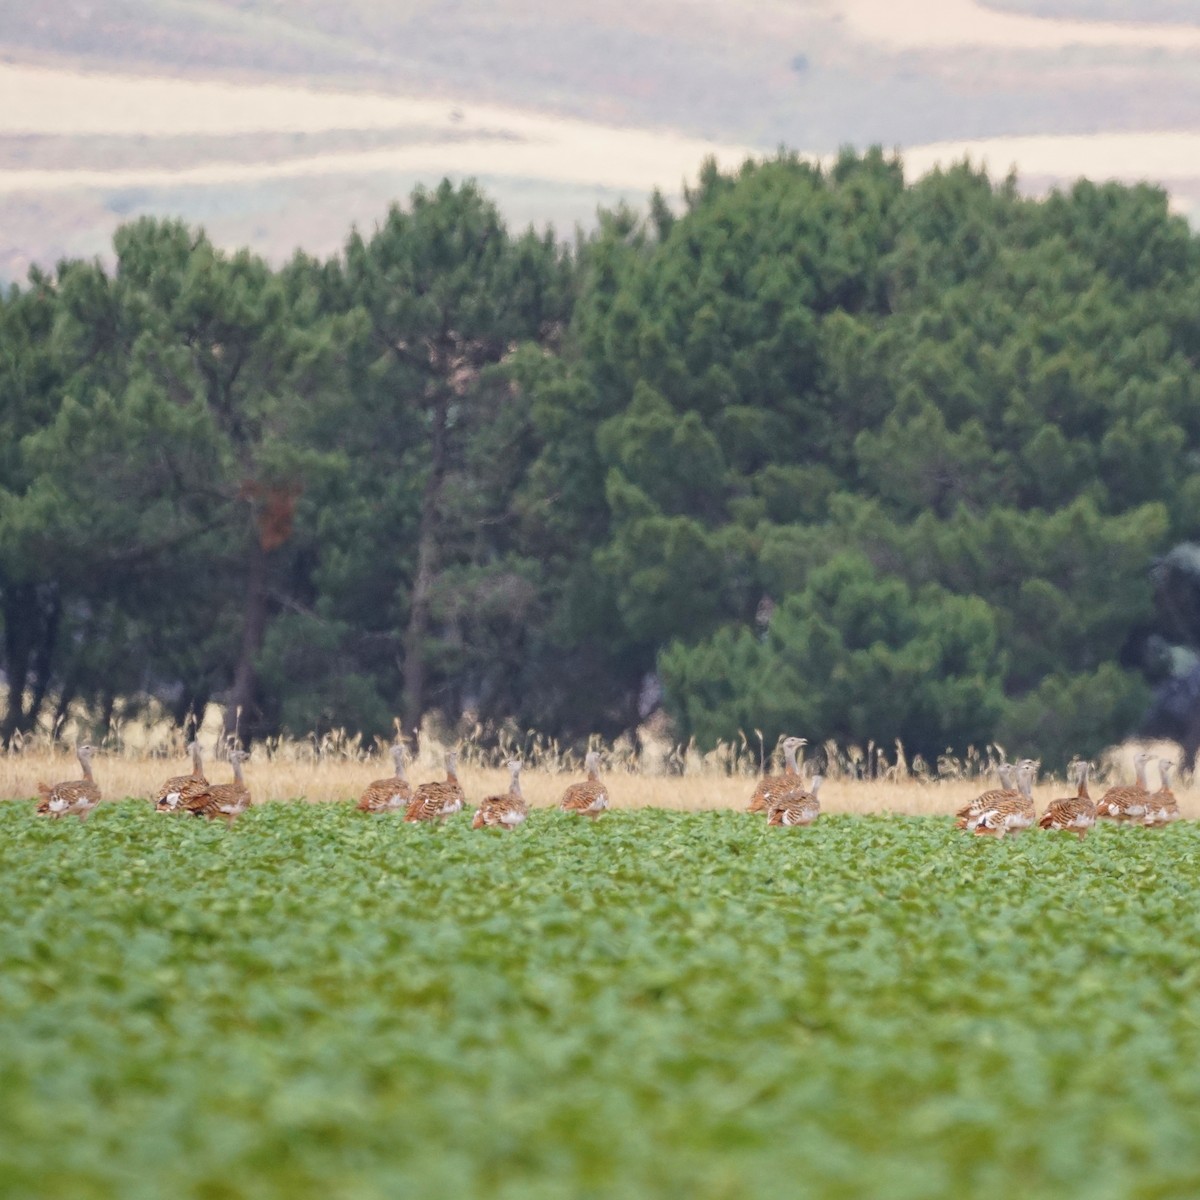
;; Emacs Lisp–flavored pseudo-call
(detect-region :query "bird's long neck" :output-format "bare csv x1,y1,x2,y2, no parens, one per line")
783,744,798,774
191,745,204,779
510,767,523,797
1135,758,1149,790
78,752,94,782
231,757,245,786
392,751,407,781
1075,763,1090,800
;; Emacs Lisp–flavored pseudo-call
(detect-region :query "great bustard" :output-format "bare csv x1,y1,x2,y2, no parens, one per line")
1038,760,1096,840
1143,758,1180,827
473,759,528,830
766,774,822,827
956,761,1016,832
357,743,412,813
184,750,251,823
973,759,1037,838
36,743,101,820
748,736,807,814
558,750,609,818
1095,750,1152,822
405,751,466,822
154,740,209,812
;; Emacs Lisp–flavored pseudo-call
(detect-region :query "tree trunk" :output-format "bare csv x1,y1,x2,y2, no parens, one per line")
225,531,270,747
25,585,61,732
402,389,449,733
1,583,34,747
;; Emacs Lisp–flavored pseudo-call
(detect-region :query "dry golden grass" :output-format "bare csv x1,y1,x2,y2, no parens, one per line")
2,721,1195,819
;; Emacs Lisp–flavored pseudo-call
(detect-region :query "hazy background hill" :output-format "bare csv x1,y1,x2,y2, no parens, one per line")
2,0,1200,277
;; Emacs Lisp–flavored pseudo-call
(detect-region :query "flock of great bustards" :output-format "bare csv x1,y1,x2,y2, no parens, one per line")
31,733,1180,838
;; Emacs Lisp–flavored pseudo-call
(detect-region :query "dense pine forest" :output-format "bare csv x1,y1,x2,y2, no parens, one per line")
3,150,1200,766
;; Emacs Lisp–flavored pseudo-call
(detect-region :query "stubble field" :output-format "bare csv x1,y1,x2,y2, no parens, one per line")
3,781,1200,1199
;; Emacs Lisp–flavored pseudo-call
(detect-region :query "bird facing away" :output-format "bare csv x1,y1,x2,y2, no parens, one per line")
767,774,822,827
473,759,528,830
558,750,609,818
37,743,101,820
973,759,1037,838
1143,759,1180,827
184,750,251,823
748,736,807,814
1095,751,1152,822
405,751,466,822
956,762,1016,832
357,743,412,813
1038,760,1096,840
154,740,209,812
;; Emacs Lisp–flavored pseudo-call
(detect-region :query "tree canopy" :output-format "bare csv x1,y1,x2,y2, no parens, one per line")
1,156,1197,767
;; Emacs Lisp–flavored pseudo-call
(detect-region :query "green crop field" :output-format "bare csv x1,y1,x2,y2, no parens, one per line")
2,801,1200,1199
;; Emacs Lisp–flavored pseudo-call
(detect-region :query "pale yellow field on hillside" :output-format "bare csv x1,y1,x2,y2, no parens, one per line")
3,735,1193,819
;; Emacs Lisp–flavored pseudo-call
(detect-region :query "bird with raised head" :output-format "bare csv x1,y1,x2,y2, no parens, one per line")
1095,750,1152,822
37,743,101,820
956,761,1016,832
405,751,466,822
973,759,1037,838
154,740,209,812
748,736,807,814
184,749,251,823
357,743,412,813
1143,758,1180,827
558,750,609,818
473,759,528,830
1038,760,1096,840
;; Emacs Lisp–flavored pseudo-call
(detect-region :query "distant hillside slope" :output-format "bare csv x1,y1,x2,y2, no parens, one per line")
2,0,1199,277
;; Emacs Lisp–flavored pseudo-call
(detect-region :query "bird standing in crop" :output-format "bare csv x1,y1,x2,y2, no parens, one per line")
973,759,1037,838
155,740,209,812
1095,750,1152,822
37,743,101,820
405,751,466,822
558,750,609,818
184,749,251,823
1038,760,1096,840
748,736,807,814
767,774,822,827
473,759,528,830
357,743,412,813
956,761,1016,832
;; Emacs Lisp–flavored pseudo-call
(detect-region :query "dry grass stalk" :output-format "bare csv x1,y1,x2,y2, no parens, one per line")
1,730,1195,818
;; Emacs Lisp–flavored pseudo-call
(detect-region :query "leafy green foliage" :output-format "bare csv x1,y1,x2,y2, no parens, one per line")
661,553,1007,756
3,801,1200,1197
2,157,1197,758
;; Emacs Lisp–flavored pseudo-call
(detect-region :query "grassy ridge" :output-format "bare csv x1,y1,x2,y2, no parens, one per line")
2,803,1199,1198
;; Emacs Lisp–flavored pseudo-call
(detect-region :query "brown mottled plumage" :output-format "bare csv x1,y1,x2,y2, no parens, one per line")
748,736,807,814
1143,759,1180,827
473,759,528,830
558,751,609,818
184,750,251,822
955,762,1016,832
405,751,465,823
1038,760,1095,840
974,760,1037,838
37,743,101,820
154,740,208,812
357,744,412,813
1095,751,1152,822
767,775,822,827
